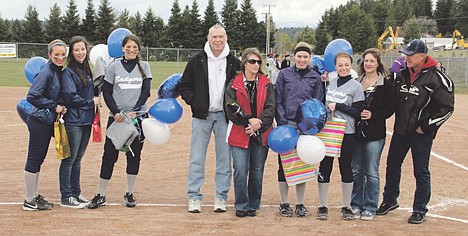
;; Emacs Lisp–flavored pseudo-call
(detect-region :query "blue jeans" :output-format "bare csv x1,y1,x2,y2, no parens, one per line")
351,138,385,214
231,141,268,211
382,132,433,214
59,124,91,202
187,112,232,200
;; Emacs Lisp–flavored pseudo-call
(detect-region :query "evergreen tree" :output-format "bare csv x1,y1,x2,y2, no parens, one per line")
63,0,81,43
221,0,240,49
238,0,263,51
96,0,115,44
314,19,333,54
338,2,377,53
82,0,98,44
386,0,413,29
23,5,43,43
202,0,219,37
359,0,390,36
166,0,183,48
11,19,24,42
189,0,204,48
44,3,63,42
453,0,468,36
0,17,12,42
180,6,192,48
131,11,143,38
410,0,433,18
142,7,164,47
116,8,131,29
434,0,455,36
294,26,315,46
403,17,421,43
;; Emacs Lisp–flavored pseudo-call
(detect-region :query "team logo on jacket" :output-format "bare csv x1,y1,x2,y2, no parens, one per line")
400,84,419,95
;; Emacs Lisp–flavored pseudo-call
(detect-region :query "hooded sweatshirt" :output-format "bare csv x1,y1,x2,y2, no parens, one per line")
204,41,230,112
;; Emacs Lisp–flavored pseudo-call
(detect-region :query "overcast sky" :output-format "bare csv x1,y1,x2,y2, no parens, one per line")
0,0,350,28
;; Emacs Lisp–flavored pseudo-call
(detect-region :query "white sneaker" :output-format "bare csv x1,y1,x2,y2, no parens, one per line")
188,199,201,213
61,197,86,209
77,195,89,206
213,198,226,212
361,211,375,221
353,209,361,219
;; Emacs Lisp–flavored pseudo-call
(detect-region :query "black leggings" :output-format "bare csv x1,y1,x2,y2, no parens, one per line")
99,117,144,180
318,134,355,183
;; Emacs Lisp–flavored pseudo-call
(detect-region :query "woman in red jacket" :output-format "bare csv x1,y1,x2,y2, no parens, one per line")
225,47,275,218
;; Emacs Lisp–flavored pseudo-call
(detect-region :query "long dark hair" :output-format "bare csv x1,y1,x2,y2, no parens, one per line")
358,48,388,77
66,36,92,86
122,34,146,79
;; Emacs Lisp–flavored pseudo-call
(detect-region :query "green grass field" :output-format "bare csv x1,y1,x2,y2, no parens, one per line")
0,58,187,88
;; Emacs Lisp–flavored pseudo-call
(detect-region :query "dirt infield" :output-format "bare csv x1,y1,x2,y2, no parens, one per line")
0,87,466,235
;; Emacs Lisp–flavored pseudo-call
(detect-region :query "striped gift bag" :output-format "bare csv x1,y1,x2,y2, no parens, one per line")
315,117,346,158
280,149,317,186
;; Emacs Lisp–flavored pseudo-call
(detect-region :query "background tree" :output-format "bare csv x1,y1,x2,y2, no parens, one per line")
141,7,161,47
452,0,468,36
275,31,293,53
82,0,98,44
202,0,219,37
0,17,12,42
410,0,433,18
386,0,413,29
179,6,192,48
221,0,241,49
338,2,377,53
23,5,43,43
44,4,63,43
11,20,24,42
95,0,115,44
294,26,315,46
402,17,422,43
434,0,455,36
416,17,438,36
165,0,183,48
314,10,334,54
130,11,143,37
116,8,131,29
237,0,263,51
62,0,81,43
189,0,204,48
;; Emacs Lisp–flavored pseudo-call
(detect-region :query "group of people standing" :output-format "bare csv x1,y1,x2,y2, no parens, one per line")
22,24,454,225
23,34,151,210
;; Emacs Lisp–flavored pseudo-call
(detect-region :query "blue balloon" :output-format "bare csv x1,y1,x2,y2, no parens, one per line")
107,28,132,57
158,73,183,99
16,98,34,123
148,98,183,124
296,99,327,135
24,57,47,84
324,39,353,72
311,56,325,74
267,125,299,154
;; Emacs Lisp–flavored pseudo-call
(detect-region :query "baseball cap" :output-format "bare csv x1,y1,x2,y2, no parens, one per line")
399,39,428,56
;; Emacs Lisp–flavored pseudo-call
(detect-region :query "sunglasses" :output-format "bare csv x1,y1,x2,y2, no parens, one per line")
247,59,262,65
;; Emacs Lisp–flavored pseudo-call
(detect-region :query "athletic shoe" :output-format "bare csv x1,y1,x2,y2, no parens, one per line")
246,210,256,217
341,207,354,220
236,210,247,217
87,194,106,209
124,192,136,208
279,203,293,217
376,202,399,215
38,194,54,207
188,199,201,213
361,211,375,221
213,198,227,212
61,196,86,209
295,204,308,217
317,206,328,221
77,195,89,204
408,212,426,224
353,209,362,219
23,197,51,211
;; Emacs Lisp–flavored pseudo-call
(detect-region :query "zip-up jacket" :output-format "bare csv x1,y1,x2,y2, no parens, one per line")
275,66,324,125
178,51,240,119
27,60,64,122
393,56,454,138
225,72,275,148
61,65,95,126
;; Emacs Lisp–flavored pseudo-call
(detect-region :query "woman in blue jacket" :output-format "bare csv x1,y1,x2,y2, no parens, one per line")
23,39,68,211
60,36,99,209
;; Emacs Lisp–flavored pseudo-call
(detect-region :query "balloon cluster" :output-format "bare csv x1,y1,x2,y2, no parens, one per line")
158,73,182,99
296,99,327,135
324,39,353,72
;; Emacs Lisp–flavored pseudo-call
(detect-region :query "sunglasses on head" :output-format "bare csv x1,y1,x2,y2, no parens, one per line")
247,59,262,65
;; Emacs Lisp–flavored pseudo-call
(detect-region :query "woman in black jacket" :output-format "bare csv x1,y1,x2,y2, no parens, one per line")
351,48,395,221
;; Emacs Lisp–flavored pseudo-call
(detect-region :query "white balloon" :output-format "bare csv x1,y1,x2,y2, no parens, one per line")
296,135,326,165
90,44,113,66
141,118,170,145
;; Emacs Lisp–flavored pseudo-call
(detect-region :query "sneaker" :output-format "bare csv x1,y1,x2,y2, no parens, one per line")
279,203,293,217
246,210,256,217
376,202,399,215
87,194,106,209
408,212,426,224
317,206,328,221
124,192,136,208
295,204,308,217
77,195,89,204
341,207,354,220
236,210,247,217
61,196,86,209
213,198,227,212
188,199,201,213
38,194,54,207
361,211,375,221
353,209,362,219
23,197,51,211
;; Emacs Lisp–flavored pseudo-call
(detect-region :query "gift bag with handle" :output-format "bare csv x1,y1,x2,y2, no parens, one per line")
280,149,317,186
92,106,102,142
54,114,71,160
315,111,346,158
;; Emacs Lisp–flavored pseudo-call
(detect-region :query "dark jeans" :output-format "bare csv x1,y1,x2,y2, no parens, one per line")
59,124,91,201
318,134,355,183
25,116,53,173
382,132,433,214
99,117,144,180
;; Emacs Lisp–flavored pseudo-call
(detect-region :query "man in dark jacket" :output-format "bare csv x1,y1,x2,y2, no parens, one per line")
281,54,290,70
178,24,240,214
376,39,455,224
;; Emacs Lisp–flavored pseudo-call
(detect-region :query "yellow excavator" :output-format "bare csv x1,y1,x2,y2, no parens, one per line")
452,29,468,49
378,26,399,51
